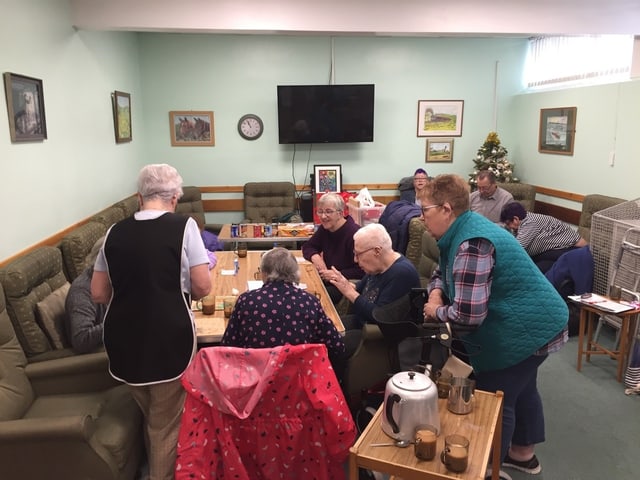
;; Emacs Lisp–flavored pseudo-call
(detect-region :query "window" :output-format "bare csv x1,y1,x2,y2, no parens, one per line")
524,35,634,90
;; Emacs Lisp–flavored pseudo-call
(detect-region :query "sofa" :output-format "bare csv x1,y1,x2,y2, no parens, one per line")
0,283,143,480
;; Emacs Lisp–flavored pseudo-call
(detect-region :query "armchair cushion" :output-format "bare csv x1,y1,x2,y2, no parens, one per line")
578,194,626,242
243,181,296,223
498,182,536,212
35,282,71,350
60,221,107,281
90,206,126,229
405,218,440,287
176,186,206,226
0,247,69,358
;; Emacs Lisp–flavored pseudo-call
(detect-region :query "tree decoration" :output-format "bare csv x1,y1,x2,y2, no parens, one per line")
468,131,519,189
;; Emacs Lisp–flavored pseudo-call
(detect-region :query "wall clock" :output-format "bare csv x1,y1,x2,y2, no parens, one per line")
237,114,264,140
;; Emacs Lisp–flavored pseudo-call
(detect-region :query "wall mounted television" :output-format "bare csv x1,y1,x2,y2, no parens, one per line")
277,84,375,144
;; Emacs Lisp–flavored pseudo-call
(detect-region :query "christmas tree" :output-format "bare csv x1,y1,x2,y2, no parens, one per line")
468,132,519,189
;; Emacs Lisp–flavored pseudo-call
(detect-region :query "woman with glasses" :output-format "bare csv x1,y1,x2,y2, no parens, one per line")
302,192,364,303
412,168,430,206
419,174,568,479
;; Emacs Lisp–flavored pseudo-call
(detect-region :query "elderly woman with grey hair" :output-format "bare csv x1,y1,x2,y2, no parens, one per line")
302,192,364,303
221,247,345,367
91,163,211,480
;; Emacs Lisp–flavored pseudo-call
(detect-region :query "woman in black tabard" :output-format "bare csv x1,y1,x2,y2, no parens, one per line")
91,164,211,480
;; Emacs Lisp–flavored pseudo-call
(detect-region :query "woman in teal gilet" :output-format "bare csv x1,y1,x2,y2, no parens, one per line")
419,174,568,478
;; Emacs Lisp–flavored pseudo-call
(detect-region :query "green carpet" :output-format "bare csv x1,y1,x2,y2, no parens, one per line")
509,332,640,480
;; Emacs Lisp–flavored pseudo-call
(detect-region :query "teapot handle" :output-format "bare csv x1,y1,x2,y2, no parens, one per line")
384,393,402,434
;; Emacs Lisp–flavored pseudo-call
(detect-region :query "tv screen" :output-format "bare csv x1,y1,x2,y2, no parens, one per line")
277,84,374,144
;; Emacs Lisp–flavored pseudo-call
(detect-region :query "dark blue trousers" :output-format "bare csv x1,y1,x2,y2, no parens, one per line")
475,353,548,461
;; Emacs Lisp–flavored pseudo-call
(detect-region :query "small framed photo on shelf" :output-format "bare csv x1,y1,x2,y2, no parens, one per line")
313,164,342,193
538,107,577,155
426,138,454,162
417,100,464,137
3,72,47,142
112,91,132,143
169,110,215,146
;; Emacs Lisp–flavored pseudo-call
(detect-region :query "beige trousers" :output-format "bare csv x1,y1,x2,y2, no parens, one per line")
129,379,186,480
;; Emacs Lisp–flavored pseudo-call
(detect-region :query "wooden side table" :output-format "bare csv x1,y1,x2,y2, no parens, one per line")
349,390,504,480
576,302,640,382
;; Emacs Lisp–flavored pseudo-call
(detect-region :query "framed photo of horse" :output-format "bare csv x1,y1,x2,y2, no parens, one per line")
112,91,132,143
169,110,215,146
3,72,47,142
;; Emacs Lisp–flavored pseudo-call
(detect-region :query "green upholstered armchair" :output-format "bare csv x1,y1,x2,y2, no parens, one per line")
243,181,299,223
176,186,222,234
0,247,75,362
405,217,439,287
578,194,626,243
498,182,537,213
0,283,143,480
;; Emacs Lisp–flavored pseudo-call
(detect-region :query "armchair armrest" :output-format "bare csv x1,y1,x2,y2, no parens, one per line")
25,352,117,396
0,415,94,442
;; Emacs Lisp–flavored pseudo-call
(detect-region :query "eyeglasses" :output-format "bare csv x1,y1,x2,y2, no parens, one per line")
316,209,340,216
353,246,378,258
421,204,442,214
414,176,428,181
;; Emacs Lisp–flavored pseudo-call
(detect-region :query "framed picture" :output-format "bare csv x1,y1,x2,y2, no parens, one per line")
169,111,215,146
538,107,577,155
426,138,454,162
3,72,47,142
417,100,464,137
112,91,132,143
313,164,342,194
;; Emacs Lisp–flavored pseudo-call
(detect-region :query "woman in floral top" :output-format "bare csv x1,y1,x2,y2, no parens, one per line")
220,247,345,367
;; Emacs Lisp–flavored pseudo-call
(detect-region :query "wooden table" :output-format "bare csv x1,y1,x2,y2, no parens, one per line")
194,250,344,343
349,390,504,480
218,223,314,248
575,300,640,382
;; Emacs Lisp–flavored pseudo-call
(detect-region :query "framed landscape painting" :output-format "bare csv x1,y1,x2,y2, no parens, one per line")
3,72,47,142
169,111,215,146
426,138,454,162
112,91,132,143
417,100,464,137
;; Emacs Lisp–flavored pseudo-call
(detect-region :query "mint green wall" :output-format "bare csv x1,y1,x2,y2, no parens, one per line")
2,1,637,260
138,34,527,188
0,0,142,259
511,80,640,209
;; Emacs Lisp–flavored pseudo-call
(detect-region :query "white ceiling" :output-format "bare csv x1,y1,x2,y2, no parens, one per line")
70,0,640,36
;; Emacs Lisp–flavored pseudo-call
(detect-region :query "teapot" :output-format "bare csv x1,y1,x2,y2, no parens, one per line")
381,370,440,442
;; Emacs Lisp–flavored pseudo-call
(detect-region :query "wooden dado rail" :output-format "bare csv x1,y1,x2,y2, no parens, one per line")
0,184,584,268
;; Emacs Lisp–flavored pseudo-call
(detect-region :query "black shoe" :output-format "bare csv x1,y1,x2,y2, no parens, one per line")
503,453,542,474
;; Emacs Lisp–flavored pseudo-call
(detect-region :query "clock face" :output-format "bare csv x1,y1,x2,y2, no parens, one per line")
238,114,263,140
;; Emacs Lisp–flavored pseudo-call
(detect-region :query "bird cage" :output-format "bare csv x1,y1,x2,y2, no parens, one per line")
590,198,640,296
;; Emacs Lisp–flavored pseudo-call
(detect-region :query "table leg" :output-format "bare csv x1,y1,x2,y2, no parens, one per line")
585,310,595,363
349,451,358,480
615,314,634,382
577,308,587,371
490,391,504,480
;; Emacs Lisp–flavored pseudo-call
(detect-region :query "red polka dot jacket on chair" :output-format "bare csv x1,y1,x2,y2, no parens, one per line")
175,344,356,479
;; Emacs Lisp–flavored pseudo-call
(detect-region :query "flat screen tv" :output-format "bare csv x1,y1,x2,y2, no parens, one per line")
277,84,374,144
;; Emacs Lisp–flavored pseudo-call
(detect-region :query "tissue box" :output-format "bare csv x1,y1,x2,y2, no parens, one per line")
348,198,386,226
